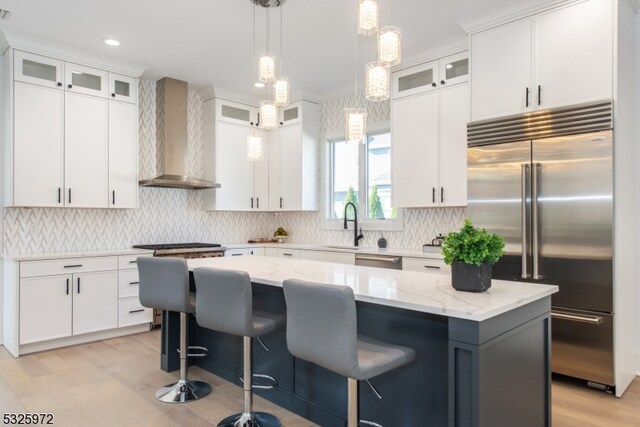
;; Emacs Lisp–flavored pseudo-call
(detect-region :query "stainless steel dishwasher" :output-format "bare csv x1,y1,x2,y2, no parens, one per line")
355,254,402,270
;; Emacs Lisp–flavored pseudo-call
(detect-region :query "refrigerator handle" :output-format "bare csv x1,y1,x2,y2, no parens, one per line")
521,164,530,279
532,163,542,280
551,311,602,325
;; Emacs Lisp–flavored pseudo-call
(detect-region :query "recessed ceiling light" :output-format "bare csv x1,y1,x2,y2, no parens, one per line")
103,39,120,46
254,82,265,88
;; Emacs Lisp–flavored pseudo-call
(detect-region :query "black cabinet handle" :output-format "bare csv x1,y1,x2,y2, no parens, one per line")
441,187,444,203
280,121,284,125
66,278,69,295
251,197,254,208
432,188,436,203
129,260,137,264
431,82,437,87
280,197,283,209
250,121,254,125
129,281,139,285
256,112,260,126
424,265,441,270
67,84,72,89
129,309,145,314
440,80,446,85
77,277,81,294
68,188,72,204
256,197,259,209
112,190,116,205
111,93,116,97
231,253,242,256
64,264,82,268
58,188,61,203
57,82,62,87
526,87,530,107
538,85,541,106
282,253,293,257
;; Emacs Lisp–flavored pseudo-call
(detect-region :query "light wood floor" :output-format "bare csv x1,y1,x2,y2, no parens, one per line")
0,330,638,426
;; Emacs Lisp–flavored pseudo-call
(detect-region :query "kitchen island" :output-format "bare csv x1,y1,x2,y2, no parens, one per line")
160,256,557,426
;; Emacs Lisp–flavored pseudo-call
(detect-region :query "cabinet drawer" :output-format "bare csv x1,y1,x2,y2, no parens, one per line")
225,248,249,257
278,248,301,259
20,256,117,278
118,269,140,298
403,257,450,274
118,297,152,328
118,253,152,269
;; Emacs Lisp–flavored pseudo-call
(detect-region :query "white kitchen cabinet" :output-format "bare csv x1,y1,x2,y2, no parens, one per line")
391,90,439,207
12,82,65,207
72,271,118,335
249,247,265,256
439,51,469,87
108,100,138,208
216,99,258,126
14,50,64,89
299,250,355,265
117,254,152,327
264,247,301,258
253,128,270,211
64,62,108,98
402,256,450,275
108,73,137,103
4,46,140,209
470,0,613,121
226,248,250,256
19,275,73,345
392,81,468,208
278,100,320,127
269,121,319,211
64,92,109,208
392,61,439,99
534,0,613,110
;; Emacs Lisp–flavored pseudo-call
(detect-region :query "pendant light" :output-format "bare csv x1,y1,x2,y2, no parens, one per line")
365,61,389,101
346,1,366,144
378,26,401,66
248,3,263,161
357,0,379,35
273,4,290,106
258,3,276,82
259,100,279,130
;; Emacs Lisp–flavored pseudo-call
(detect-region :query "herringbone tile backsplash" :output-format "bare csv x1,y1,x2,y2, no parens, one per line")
2,82,464,254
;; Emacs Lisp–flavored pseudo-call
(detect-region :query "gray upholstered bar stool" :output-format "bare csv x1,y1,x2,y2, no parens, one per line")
137,257,212,403
283,279,416,427
193,267,284,427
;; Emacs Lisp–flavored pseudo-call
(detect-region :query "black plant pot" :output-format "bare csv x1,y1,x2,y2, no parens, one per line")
451,261,492,292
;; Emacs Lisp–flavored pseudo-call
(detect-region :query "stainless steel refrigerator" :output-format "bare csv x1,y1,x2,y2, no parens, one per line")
466,101,614,390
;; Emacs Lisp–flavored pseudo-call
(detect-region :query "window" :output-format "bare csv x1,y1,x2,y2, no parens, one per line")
328,131,400,229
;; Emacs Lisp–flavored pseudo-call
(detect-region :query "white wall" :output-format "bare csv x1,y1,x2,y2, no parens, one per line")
636,10,640,376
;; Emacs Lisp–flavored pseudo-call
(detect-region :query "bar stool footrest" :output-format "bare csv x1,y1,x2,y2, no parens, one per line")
239,373,279,390
218,411,281,427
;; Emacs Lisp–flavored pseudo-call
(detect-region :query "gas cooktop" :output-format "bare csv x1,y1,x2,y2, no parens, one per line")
133,243,222,250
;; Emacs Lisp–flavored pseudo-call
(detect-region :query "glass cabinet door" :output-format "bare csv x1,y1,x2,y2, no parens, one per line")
14,50,64,89
108,73,137,103
392,61,439,99
439,52,469,87
280,102,301,126
216,100,257,126
64,63,108,98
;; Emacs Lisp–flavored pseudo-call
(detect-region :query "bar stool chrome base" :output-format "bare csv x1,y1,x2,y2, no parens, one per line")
218,411,281,427
155,378,212,403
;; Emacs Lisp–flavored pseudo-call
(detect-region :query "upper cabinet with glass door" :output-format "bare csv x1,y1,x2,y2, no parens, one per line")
64,63,108,98
438,52,469,87
108,73,137,104
14,51,64,89
392,60,438,99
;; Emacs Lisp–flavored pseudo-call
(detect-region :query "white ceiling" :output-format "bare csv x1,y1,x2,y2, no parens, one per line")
0,0,513,99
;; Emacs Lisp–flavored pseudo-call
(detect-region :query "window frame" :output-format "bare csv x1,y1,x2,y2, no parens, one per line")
322,125,403,231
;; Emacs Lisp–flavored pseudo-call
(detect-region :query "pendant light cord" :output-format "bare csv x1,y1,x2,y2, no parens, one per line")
280,2,284,73
354,0,358,104
388,0,391,26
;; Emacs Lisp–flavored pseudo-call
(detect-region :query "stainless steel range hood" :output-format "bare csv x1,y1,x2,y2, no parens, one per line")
139,77,220,190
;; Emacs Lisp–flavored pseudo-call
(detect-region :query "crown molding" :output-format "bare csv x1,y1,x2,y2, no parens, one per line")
457,0,572,34
633,0,640,12
392,34,468,73
0,30,146,77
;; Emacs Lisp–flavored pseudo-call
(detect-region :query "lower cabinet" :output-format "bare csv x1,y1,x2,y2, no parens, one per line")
402,256,450,274
225,247,265,256
8,253,152,355
264,248,301,258
299,250,355,265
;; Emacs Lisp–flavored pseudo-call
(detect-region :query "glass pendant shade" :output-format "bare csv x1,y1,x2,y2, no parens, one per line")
246,134,263,161
365,62,390,101
258,55,276,82
345,108,367,143
358,0,379,35
259,100,279,130
273,77,290,106
378,26,401,66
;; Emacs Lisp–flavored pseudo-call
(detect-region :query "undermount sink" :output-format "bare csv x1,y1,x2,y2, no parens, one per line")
320,245,362,250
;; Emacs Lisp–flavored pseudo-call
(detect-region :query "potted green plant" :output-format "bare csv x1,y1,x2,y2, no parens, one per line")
273,227,288,243
441,219,505,292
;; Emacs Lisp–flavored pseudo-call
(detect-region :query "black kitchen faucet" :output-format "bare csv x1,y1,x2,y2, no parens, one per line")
343,202,364,247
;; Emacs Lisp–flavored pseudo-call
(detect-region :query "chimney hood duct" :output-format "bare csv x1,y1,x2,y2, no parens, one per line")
139,77,220,190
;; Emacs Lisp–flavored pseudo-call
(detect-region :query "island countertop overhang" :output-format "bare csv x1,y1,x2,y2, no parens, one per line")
186,256,557,322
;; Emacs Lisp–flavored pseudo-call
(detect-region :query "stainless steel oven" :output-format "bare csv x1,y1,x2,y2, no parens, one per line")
133,243,225,326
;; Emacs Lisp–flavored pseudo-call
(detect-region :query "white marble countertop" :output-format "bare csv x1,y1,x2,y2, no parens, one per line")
2,248,154,261
224,242,445,259
187,256,557,322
